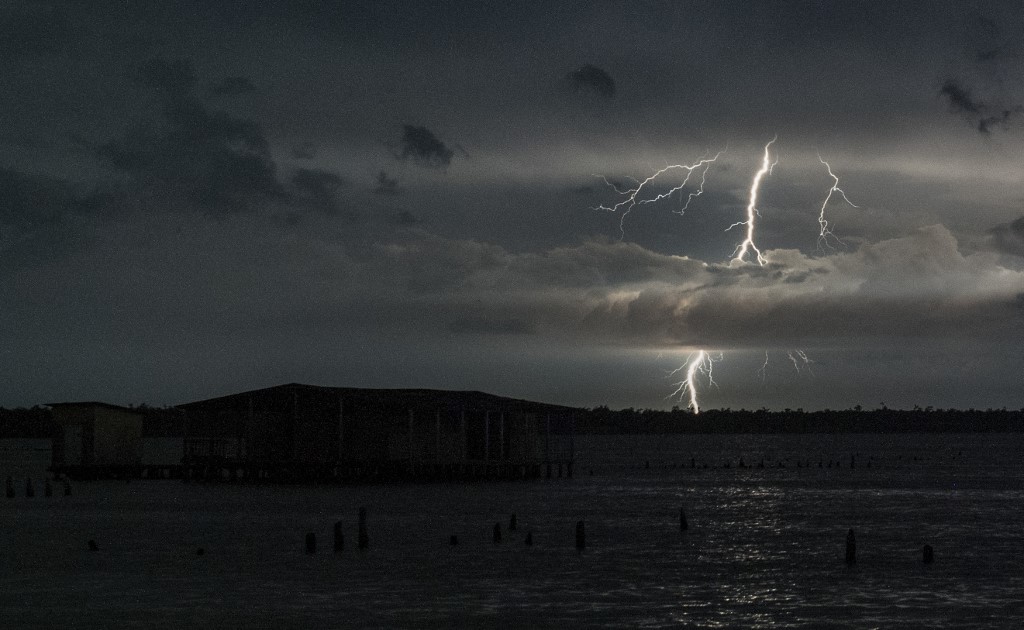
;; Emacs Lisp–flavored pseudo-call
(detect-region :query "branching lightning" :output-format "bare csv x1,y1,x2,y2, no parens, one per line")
728,136,777,266
590,138,858,412
668,350,719,414
594,150,724,238
816,154,858,251
787,349,814,375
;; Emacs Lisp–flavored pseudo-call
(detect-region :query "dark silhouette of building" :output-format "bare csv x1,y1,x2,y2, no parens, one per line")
49,402,144,476
176,383,576,482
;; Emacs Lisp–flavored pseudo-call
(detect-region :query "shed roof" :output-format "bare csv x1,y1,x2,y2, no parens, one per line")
176,383,579,414
47,401,140,413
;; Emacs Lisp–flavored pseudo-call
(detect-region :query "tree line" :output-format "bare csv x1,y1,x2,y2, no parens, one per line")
1,404,1022,438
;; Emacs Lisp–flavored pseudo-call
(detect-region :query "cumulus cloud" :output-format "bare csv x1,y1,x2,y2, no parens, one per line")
97,59,290,212
940,18,1024,135
356,225,1024,352
938,79,1023,134
394,125,456,169
564,64,616,98
989,216,1024,257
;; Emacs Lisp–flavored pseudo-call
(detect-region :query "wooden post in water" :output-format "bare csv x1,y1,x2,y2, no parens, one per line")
44,480,52,497
680,507,688,531
845,529,856,565
509,513,517,531
63,479,72,497
449,534,459,546
358,507,369,550
493,523,502,543
25,478,34,498
524,531,533,546
88,540,98,551
333,521,344,552
575,520,585,551
923,544,934,564
5,476,13,499
305,532,316,554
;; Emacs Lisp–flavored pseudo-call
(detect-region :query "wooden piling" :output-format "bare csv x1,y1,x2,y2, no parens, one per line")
923,544,934,564
449,535,459,546
5,476,13,499
44,480,53,497
509,513,517,531
63,479,71,497
680,507,688,531
25,478,34,498
305,532,316,554
575,520,585,550
358,507,369,550
524,531,533,546
333,521,344,552
88,540,98,552
493,523,502,543
845,529,856,565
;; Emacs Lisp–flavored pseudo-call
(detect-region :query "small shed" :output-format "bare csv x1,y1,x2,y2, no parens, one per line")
49,402,144,469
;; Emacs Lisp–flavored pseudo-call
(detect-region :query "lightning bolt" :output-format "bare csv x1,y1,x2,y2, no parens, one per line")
816,154,858,251
787,349,814,375
668,350,719,414
728,136,777,266
758,349,770,382
588,140,851,411
594,150,724,239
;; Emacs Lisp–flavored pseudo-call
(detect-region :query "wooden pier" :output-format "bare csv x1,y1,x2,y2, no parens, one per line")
50,458,574,483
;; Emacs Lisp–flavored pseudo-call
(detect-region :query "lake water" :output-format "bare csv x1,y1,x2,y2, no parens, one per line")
2,433,1023,628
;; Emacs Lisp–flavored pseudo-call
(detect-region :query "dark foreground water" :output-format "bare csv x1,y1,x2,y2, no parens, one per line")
2,433,1023,628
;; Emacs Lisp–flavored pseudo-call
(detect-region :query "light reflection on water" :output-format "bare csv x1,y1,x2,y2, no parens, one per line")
1,433,1023,628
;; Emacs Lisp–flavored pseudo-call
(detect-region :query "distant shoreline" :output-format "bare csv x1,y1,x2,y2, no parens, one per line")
3,405,1022,438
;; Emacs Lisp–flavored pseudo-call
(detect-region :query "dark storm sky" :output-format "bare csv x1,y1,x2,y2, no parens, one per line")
3,0,1024,411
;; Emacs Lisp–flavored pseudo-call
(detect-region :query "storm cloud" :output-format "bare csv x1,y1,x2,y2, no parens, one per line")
394,125,456,169
3,1,1024,411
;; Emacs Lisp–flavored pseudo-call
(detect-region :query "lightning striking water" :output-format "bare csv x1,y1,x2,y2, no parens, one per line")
728,136,777,265
816,155,858,251
668,350,718,414
594,151,724,238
